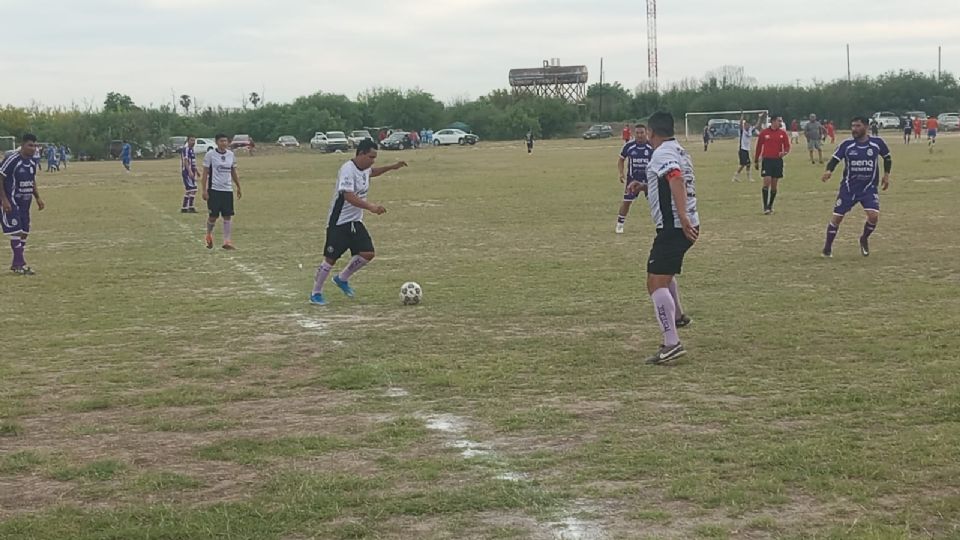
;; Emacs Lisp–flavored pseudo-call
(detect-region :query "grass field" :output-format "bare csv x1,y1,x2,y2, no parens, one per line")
2,133,959,539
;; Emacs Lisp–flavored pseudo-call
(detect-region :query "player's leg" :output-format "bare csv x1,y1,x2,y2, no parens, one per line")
762,176,772,213
332,223,375,298
221,195,235,249
859,194,880,256
768,177,780,212
670,277,690,327
205,192,219,249
823,191,852,257
644,230,692,364
617,188,635,233
312,225,351,304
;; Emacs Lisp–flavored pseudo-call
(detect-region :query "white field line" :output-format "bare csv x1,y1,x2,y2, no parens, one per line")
136,193,327,334
412,408,607,539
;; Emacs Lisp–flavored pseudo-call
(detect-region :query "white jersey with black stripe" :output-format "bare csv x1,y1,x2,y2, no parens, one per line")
327,159,371,227
645,139,700,230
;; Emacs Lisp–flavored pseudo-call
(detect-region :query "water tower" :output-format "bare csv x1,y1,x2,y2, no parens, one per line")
508,58,588,103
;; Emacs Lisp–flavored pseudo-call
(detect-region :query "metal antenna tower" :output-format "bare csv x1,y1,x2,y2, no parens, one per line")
647,0,658,91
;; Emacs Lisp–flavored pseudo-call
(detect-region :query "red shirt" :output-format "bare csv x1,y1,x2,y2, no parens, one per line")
622,126,631,141
913,118,922,131
791,120,798,131
826,123,835,135
755,128,791,160
927,117,938,130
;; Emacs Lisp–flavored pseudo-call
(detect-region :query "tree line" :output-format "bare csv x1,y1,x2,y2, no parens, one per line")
0,70,955,158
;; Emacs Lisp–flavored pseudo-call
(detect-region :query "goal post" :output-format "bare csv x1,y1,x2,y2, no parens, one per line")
684,109,768,141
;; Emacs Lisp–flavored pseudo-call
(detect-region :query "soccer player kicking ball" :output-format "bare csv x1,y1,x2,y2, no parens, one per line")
180,136,199,213
310,139,407,306
0,134,46,275
201,134,242,250
630,112,698,365
821,117,891,258
615,124,653,234
755,115,791,215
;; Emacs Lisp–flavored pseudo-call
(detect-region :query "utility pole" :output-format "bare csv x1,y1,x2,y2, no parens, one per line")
598,57,604,122
938,45,942,81
846,44,851,82
647,0,658,92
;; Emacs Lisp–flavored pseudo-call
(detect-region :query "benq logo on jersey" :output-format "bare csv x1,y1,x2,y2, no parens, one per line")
849,159,874,167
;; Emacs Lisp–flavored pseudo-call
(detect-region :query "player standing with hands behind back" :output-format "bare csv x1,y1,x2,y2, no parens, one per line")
630,112,699,365
202,134,242,250
755,115,791,215
310,139,407,306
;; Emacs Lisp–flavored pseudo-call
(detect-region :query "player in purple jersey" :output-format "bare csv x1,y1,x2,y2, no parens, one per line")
820,117,891,258
615,124,653,234
0,134,46,275
180,136,198,213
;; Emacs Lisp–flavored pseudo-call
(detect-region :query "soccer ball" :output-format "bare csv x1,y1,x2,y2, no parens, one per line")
400,282,422,305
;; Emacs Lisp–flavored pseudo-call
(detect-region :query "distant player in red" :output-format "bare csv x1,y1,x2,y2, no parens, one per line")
926,116,938,152
912,117,922,140
790,119,799,144
826,121,836,144
754,115,791,215
621,125,631,142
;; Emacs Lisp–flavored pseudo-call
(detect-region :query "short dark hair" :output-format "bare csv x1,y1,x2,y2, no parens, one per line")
22,133,37,143
187,134,195,139
851,116,869,125
355,139,377,155
769,114,782,121
634,123,646,129
215,133,229,142
647,112,674,137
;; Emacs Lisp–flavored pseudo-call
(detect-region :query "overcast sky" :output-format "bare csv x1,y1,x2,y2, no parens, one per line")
3,0,957,109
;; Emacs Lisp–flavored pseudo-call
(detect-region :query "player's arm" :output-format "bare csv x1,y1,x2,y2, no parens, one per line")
881,150,892,191
231,167,241,199
665,169,698,243
754,133,762,169
781,132,791,157
370,161,407,178
201,163,210,200
617,156,626,182
32,174,44,210
0,173,11,213
343,192,385,215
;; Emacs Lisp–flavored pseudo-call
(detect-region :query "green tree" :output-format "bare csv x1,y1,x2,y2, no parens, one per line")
104,92,135,113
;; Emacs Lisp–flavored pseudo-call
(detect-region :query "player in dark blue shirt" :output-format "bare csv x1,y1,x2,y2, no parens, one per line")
820,116,891,258
616,124,654,234
180,136,198,213
120,140,132,172
0,134,46,275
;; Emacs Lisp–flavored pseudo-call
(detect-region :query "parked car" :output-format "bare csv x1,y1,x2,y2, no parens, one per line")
582,124,613,139
230,134,253,150
870,111,900,129
432,128,479,146
707,119,740,139
904,110,927,122
380,131,412,150
938,112,960,131
348,130,373,147
310,132,327,149
323,131,350,152
168,136,187,154
193,137,217,153
276,135,300,147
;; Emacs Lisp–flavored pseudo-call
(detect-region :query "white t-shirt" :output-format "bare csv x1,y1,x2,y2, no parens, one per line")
739,123,756,151
327,159,371,227
203,149,236,192
645,139,700,229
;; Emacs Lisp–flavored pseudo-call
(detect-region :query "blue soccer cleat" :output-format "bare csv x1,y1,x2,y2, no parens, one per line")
332,275,355,298
309,293,327,306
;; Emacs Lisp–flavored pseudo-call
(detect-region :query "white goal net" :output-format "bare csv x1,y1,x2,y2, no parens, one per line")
684,109,769,141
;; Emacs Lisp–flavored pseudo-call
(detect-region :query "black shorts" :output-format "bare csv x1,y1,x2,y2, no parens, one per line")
207,189,234,218
647,227,695,276
760,158,784,179
738,149,750,166
324,221,374,261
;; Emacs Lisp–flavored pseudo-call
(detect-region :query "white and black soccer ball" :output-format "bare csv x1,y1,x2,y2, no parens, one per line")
400,282,422,305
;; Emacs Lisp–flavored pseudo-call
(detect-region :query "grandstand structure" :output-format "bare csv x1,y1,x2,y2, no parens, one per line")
508,59,589,103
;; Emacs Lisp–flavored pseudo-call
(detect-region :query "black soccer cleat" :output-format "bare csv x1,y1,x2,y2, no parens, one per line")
676,314,692,328
646,343,686,365
859,237,870,257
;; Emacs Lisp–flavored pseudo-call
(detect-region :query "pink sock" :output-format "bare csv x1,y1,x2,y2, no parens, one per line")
223,220,232,242
338,255,369,281
668,278,684,316
313,261,333,294
651,288,679,346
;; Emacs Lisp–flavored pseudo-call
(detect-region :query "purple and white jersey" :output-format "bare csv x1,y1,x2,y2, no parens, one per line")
0,153,37,202
832,136,890,193
620,140,654,182
180,145,197,173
